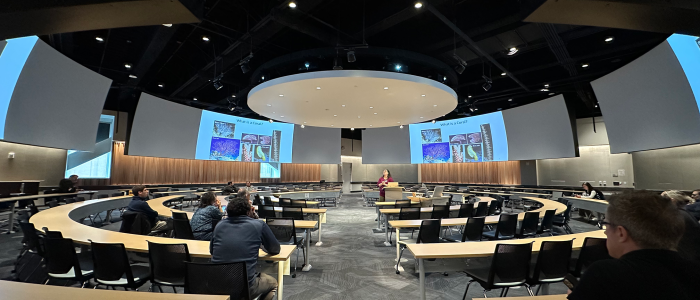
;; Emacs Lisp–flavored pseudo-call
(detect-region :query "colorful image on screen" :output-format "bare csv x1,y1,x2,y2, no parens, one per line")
667,34,700,111
409,111,508,164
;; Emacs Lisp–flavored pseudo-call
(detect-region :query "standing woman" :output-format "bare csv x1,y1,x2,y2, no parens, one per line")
377,169,394,202
190,192,223,241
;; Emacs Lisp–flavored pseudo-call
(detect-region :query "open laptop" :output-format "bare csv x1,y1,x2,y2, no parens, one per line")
433,186,444,197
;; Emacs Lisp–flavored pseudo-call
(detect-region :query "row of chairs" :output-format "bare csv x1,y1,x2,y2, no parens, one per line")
393,218,609,297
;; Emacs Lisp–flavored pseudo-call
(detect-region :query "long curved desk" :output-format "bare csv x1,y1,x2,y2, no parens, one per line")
272,190,341,207
0,280,229,300
29,195,296,299
404,197,607,300
149,197,321,272
1,191,98,233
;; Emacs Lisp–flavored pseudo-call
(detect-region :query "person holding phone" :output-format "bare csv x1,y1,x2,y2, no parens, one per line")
377,169,394,202
567,191,700,300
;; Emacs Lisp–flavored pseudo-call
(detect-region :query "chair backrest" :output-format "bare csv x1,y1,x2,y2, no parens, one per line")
519,212,540,237
184,261,250,299
494,214,518,239
539,209,556,233
291,200,307,208
487,201,499,215
263,196,273,206
461,217,486,242
111,192,123,197
65,198,77,204
173,219,195,240
458,203,474,218
398,207,421,220
18,222,43,256
282,207,304,220
266,217,299,244
280,198,293,207
43,237,82,276
430,204,450,219
574,237,610,275
487,243,533,288
42,227,63,239
148,242,191,286
258,205,277,219
97,194,109,199
432,186,444,197
417,219,442,244
532,240,573,282
395,200,411,208
475,201,489,217
172,211,190,221
91,242,136,284
47,200,59,208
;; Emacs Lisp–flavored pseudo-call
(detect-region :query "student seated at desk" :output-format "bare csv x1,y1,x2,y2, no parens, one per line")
661,190,700,263
568,191,700,300
210,197,280,300
221,181,236,195
685,189,700,221
190,192,223,241
126,185,170,232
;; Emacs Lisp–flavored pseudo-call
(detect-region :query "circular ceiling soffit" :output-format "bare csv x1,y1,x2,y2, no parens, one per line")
248,70,458,128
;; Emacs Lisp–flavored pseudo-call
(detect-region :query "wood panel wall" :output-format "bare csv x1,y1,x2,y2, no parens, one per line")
420,161,521,185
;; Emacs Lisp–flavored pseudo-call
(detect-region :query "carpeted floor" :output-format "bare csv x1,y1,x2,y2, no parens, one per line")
0,193,600,299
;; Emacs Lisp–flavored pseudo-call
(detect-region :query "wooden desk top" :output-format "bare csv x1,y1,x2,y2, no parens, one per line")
149,198,318,229
561,196,608,205
507,191,551,196
389,197,567,228
474,191,513,196
442,192,475,196
375,201,420,206
29,196,295,260
0,280,229,300
0,191,97,203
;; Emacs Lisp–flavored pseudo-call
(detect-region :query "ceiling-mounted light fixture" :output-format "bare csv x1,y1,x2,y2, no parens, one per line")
193,97,198,101
399,125,404,129
128,74,137,79
162,24,173,27
304,62,310,69
414,2,423,8
269,119,274,123
431,120,436,124
347,49,356,63
202,36,210,42
350,128,355,131
604,36,615,43
507,47,519,56
95,36,104,42
501,72,507,76
395,64,402,71
239,53,253,74
289,1,297,8
301,124,305,128
124,63,132,69
157,83,164,88
581,63,590,68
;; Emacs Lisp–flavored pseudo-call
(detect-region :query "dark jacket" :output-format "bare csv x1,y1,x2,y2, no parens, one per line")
126,196,158,226
677,209,700,263
686,202,700,221
119,210,152,235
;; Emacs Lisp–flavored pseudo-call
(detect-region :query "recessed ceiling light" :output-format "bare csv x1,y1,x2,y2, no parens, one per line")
267,104,272,107
595,104,598,108
384,87,389,90
124,63,132,69
193,97,198,101
544,83,550,88
501,72,507,76
331,124,334,126
279,94,284,97
289,1,297,8
397,122,400,123
316,87,321,90
421,94,426,97
508,99,512,101
433,104,437,107
414,2,423,8
549,93,555,96
582,63,590,68
163,24,173,27
334,115,337,117
128,74,137,79
303,122,307,124
202,36,210,42
541,88,550,92
358,116,361,118
158,83,164,88
374,112,377,115
280,116,284,118
301,124,305,128
604,36,615,43
369,106,373,109
399,125,404,128
95,36,104,42
468,95,472,98
350,128,354,130
420,117,424,119
369,125,373,127
507,47,519,56
342,105,346,107
231,95,236,98
269,119,274,123
431,120,436,124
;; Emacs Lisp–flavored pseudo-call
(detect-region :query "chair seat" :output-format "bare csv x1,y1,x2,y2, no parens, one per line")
154,278,185,286
527,263,566,284
96,265,150,286
482,230,514,240
48,254,94,279
443,232,465,242
466,267,527,288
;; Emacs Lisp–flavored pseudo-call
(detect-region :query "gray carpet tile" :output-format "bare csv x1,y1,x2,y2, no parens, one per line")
0,193,600,299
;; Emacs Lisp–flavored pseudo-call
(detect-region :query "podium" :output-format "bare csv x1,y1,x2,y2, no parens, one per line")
384,187,404,201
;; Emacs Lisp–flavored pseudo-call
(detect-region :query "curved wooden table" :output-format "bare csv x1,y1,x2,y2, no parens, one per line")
29,195,296,299
1,190,98,233
405,197,607,300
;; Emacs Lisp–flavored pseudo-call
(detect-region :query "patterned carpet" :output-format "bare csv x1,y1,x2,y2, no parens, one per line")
0,193,599,299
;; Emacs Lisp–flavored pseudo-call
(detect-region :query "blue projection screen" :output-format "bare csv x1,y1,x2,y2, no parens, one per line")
195,110,295,163
0,36,37,140
667,34,700,110
408,112,508,164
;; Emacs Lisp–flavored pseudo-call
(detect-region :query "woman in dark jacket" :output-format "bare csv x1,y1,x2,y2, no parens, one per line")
190,192,223,241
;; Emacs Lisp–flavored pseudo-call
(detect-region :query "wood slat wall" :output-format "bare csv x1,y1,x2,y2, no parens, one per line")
420,161,521,185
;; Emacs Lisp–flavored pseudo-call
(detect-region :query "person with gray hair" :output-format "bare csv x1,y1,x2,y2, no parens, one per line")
568,191,700,300
661,190,700,263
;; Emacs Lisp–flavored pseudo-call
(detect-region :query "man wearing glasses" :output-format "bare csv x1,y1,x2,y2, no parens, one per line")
568,191,700,300
686,189,700,221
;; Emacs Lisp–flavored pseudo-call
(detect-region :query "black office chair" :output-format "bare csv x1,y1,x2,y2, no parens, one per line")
388,207,421,242
482,214,517,240
18,222,44,258
253,194,262,206
537,209,556,236
41,227,63,239
266,217,305,278
91,241,150,290
570,237,610,277
430,204,450,219
172,219,195,240
291,200,307,208
462,243,533,299
43,237,94,287
184,261,251,299
64,198,77,204
516,212,540,238
279,198,293,207
47,200,59,208
282,207,304,220
474,201,489,217
458,203,474,218
552,203,573,234
148,242,190,293
258,205,277,219
526,240,573,295
444,217,485,242
263,196,273,206
396,219,442,274
172,211,189,221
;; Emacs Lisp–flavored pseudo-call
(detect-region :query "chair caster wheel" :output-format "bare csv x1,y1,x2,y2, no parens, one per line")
396,270,400,274
292,274,296,278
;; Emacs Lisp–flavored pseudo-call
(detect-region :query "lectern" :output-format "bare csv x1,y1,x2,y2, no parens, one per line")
384,186,404,201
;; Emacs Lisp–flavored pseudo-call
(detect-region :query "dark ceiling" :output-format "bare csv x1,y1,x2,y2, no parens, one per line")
39,0,668,138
